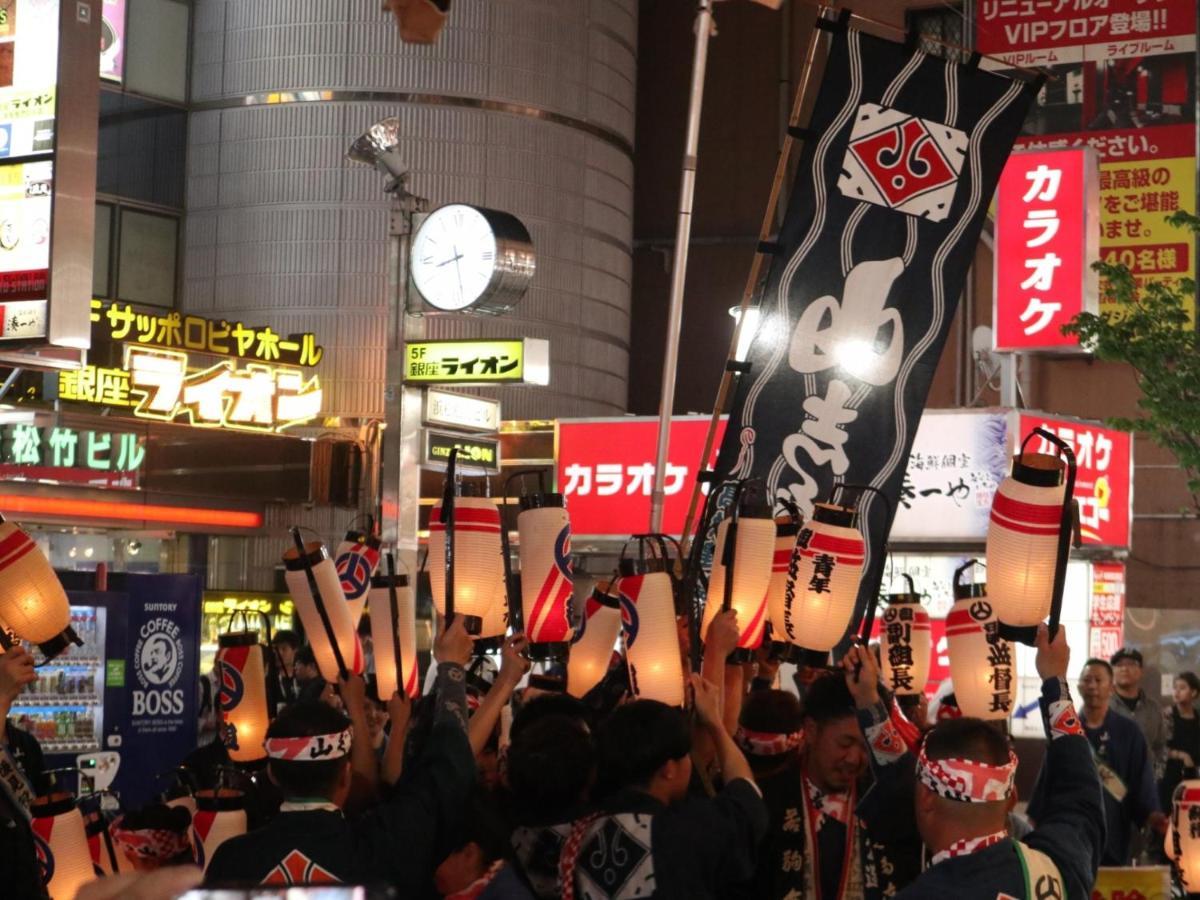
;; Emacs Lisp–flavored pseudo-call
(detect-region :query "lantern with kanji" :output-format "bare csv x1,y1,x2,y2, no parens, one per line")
782,501,866,653
368,569,418,700
334,528,382,622
517,490,574,661
567,581,622,698
879,575,931,697
986,428,1076,631
216,631,270,763
1172,780,1200,891
429,493,503,635
765,510,802,658
30,793,95,899
618,554,684,707
946,562,1015,721
283,535,364,682
191,789,247,873
0,517,80,658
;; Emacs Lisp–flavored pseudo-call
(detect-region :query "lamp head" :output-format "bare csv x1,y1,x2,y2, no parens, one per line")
347,117,409,180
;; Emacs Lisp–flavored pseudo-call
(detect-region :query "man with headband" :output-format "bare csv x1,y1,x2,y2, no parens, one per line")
845,624,1103,899
205,617,477,891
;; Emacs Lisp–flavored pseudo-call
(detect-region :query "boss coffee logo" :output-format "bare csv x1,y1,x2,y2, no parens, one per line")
132,615,186,716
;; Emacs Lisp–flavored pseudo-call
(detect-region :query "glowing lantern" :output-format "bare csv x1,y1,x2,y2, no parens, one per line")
1173,780,1200,891
476,579,510,649
368,569,419,700
518,492,574,660
283,536,364,683
879,576,932,697
191,789,247,873
702,515,774,659
0,517,80,658
782,502,865,652
945,564,1015,721
986,429,1076,630
567,581,622,698
30,793,95,899
216,631,270,763
334,529,381,622
766,514,801,656
618,558,684,707
429,495,503,634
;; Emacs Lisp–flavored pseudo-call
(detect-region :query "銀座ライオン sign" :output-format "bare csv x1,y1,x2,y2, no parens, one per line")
403,338,549,385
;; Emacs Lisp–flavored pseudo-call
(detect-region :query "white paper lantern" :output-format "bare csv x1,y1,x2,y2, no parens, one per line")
478,568,510,643
879,595,932,697
568,581,622,698
216,633,270,763
334,530,382,623
618,569,684,707
986,450,1068,627
945,589,1015,721
1173,780,1200,891
766,518,801,647
0,518,75,652
518,495,574,657
702,516,775,653
191,789,247,873
30,794,95,899
368,573,418,700
283,540,364,683
429,496,503,631
782,503,865,652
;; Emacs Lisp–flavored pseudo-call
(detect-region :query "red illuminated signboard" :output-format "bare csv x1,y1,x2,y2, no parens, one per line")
994,148,1099,351
1019,413,1131,548
1089,561,1125,659
556,417,726,538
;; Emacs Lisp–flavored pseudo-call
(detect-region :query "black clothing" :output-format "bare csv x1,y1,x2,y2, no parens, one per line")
1161,708,1200,811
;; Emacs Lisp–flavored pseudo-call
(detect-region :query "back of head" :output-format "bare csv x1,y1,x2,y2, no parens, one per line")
738,689,804,777
918,717,1013,834
597,700,690,794
266,701,352,800
507,714,596,821
802,670,856,726
924,717,1011,767
511,692,594,743
294,645,316,670
272,630,300,650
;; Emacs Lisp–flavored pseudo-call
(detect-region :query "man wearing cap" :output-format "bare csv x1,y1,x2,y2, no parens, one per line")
1110,646,1166,769
844,625,1103,899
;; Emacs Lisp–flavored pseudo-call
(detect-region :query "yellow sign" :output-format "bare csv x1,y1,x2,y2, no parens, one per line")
403,338,550,385
1092,866,1171,900
90,299,323,367
202,593,295,618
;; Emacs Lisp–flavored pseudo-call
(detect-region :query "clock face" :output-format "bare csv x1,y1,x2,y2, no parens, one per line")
411,205,499,312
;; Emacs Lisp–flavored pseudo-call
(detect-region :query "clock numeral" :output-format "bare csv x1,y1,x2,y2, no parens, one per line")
481,250,494,261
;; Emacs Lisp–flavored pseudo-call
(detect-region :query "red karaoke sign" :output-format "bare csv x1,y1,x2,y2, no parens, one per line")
1019,413,1132,548
994,148,1099,351
556,417,726,538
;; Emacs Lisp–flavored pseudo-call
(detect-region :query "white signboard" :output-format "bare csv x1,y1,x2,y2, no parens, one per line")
422,389,501,433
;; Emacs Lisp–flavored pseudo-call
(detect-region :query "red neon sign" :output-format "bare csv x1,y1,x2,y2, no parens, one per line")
0,495,263,528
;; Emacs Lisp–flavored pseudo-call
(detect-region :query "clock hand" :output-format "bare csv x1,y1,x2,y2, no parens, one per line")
437,252,463,267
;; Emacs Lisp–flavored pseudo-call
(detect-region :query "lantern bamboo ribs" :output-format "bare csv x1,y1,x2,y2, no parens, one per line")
429,495,504,634
283,533,363,683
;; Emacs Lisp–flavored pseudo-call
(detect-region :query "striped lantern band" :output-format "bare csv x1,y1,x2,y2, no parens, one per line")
216,632,269,763
429,497,504,625
191,790,247,873
518,494,574,655
31,794,96,899
368,573,420,700
945,597,1015,721
0,519,72,646
782,503,865,653
283,541,364,683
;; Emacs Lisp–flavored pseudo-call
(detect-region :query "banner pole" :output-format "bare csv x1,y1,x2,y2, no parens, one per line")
649,0,716,535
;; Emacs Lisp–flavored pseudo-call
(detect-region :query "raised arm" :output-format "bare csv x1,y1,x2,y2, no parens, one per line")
338,673,380,808
691,672,754,787
468,633,529,758
380,690,412,787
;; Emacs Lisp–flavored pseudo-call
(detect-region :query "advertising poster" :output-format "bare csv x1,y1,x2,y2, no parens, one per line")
0,158,50,302
1089,561,1126,658
978,0,1198,314
99,0,125,83
0,0,59,161
1091,866,1171,900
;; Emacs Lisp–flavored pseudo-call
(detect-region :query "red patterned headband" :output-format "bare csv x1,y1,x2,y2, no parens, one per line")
734,726,804,757
110,818,191,861
917,744,1017,803
264,728,353,762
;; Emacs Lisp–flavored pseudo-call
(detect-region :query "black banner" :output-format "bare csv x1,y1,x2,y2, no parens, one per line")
713,25,1036,642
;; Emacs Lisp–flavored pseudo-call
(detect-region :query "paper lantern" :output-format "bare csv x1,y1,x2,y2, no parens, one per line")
1173,780,1200,891
84,806,124,876
766,516,801,651
429,496,503,633
283,540,364,683
879,586,932,697
191,789,247,873
30,793,95,899
216,632,270,763
986,443,1071,628
368,572,419,700
0,518,78,656
702,515,775,657
782,502,865,652
567,581,622,698
945,582,1015,721
518,493,574,660
618,563,684,707
334,530,381,622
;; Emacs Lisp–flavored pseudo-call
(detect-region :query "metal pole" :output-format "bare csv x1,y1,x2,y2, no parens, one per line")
649,0,715,534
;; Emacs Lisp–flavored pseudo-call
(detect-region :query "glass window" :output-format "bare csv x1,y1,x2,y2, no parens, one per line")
116,208,178,307
97,91,187,209
124,0,189,104
93,203,113,297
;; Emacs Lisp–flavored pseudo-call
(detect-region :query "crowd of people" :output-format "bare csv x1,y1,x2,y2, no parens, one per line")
0,608,1198,898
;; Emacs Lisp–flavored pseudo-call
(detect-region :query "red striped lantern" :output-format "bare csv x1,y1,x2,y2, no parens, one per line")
518,492,574,660
368,572,419,700
766,515,801,654
429,496,503,633
702,514,775,656
1173,780,1200,891
31,793,95,898
879,577,931,697
567,581,622,698
782,502,865,652
84,806,124,876
618,561,684,707
283,540,364,682
216,632,270,763
945,572,1014,721
191,789,247,873
334,530,381,622
0,517,79,657
986,431,1074,629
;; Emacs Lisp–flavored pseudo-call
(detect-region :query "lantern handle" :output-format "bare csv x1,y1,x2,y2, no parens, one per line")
440,448,458,625
953,558,985,588
290,526,350,681
342,513,378,541
886,573,916,598
773,496,803,526
384,552,405,701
